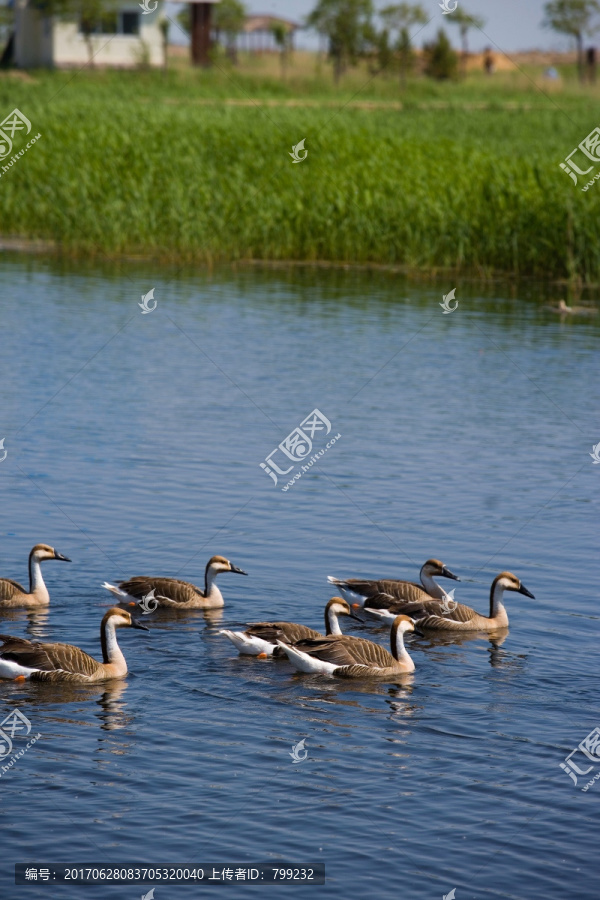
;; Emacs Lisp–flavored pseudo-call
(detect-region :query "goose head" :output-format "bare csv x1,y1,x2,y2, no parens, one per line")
392,614,417,636
206,555,248,577
30,543,71,563
325,597,363,623
102,607,150,631
422,558,460,581
493,571,535,599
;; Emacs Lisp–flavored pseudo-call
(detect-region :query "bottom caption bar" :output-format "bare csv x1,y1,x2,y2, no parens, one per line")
16,865,325,885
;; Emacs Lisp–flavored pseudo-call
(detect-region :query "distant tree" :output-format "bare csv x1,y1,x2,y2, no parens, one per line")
543,0,600,82
423,28,458,80
380,3,427,85
214,0,246,63
447,7,485,75
307,0,374,83
271,21,293,80
159,16,169,71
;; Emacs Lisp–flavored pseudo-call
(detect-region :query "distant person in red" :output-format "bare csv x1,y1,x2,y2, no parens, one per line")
587,46,596,83
483,47,494,75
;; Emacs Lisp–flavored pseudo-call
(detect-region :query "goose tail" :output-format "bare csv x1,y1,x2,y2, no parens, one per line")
276,640,336,674
102,582,128,599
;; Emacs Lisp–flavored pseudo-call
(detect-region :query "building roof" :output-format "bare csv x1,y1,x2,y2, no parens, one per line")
243,15,299,34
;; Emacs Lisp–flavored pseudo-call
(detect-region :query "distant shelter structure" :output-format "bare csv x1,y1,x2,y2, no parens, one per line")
239,14,299,54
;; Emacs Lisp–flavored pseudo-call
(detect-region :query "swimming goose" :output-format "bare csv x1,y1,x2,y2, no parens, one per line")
220,597,361,657
328,558,459,607
0,608,148,683
278,614,417,678
378,571,534,632
546,299,597,315
0,544,71,608
102,555,247,610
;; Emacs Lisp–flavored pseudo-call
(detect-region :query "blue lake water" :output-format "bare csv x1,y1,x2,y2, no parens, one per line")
0,255,598,899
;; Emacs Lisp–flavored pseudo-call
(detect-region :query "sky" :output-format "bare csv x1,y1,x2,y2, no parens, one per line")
165,0,590,55
242,0,579,54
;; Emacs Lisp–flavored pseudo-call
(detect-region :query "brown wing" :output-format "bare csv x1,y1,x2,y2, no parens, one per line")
246,622,321,644
0,579,27,602
414,601,480,629
293,635,395,669
0,636,99,678
344,579,429,604
373,580,430,603
119,577,201,605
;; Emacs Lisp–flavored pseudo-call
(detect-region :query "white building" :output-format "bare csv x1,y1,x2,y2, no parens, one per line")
13,0,164,68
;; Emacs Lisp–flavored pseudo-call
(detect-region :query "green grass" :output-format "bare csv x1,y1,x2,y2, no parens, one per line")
0,65,599,281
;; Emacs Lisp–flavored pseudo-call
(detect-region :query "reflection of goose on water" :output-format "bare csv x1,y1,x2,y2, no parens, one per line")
220,597,361,657
103,555,247,610
0,608,148,683
546,299,597,315
278,614,418,678
377,572,534,633
327,558,460,607
0,544,71,608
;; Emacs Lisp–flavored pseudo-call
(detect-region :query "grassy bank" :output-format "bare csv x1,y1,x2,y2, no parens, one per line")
0,64,598,281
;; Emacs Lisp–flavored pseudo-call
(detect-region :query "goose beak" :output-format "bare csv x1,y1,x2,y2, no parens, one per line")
131,619,150,631
53,551,71,562
350,608,365,623
517,583,535,599
442,566,460,581
229,564,248,576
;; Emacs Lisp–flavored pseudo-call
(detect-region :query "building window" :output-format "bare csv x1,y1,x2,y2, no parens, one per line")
121,12,140,35
79,11,140,36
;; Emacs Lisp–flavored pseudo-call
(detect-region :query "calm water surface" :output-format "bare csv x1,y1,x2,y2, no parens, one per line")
0,257,598,900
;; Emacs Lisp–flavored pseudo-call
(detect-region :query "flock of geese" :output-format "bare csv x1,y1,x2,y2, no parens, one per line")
0,545,535,684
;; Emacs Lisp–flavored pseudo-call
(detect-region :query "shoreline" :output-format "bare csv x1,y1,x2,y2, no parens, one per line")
0,237,597,290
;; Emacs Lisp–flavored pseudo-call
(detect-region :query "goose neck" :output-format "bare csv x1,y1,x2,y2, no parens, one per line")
101,618,126,667
325,607,342,636
420,568,444,599
29,553,48,599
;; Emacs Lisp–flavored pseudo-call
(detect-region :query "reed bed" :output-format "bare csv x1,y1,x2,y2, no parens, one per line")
0,69,597,280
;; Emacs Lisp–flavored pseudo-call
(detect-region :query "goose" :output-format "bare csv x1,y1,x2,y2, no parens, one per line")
278,614,417,678
220,597,362,657
0,607,148,683
0,544,71,608
369,571,534,632
102,555,247,610
328,558,459,607
546,299,597,315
